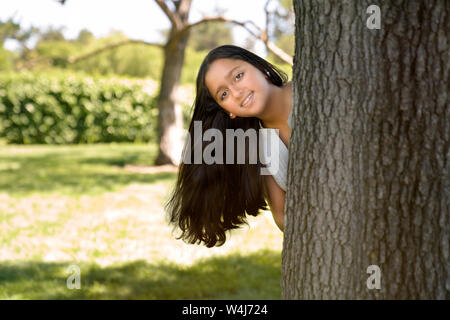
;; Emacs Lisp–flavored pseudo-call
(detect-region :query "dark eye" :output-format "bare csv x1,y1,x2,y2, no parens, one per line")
221,90,228,100
235,72,243,80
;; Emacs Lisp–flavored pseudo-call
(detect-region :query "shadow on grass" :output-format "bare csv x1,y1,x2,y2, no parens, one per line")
0,249,281,300
0,146,176,196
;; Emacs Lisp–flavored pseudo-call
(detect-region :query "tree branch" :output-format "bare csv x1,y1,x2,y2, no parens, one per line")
183,17,261,39
17,39,164,70
154,0,181,28
265,40,293,65
172,16,293,66
67,39,163,64
264,0,271,41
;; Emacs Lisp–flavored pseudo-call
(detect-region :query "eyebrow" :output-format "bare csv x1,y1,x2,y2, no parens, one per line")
214,65,241,99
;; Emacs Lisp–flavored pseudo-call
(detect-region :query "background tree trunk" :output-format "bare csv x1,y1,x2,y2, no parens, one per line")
283,0,449,299
154,28,190,165
154,0,192,165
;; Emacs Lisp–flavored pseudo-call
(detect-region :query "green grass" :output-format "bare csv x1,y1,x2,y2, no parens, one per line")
0,250,281,300
0,143,283,299
0,143,174,197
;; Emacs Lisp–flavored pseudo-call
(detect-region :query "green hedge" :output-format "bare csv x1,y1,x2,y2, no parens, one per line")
0,72,157,144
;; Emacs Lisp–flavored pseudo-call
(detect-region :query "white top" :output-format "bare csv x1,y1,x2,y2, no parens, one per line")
259,106,293,192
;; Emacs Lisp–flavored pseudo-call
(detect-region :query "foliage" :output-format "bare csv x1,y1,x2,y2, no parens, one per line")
75,29,94,45
180,47,209,85
0,17,36,46
35,40,82,68
0,18,21,46
0,47,15,71
0,71,157,144
187,21,233,52
29,31,207,83
37,26,66,42
68,31,164,79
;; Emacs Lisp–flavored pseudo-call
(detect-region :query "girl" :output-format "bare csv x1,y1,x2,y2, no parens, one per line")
164,45,293,247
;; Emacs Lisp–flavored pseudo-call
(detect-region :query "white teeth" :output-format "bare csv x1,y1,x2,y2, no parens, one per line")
242,93,252,107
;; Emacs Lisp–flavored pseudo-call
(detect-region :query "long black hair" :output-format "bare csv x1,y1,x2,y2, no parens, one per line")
164,45,288,247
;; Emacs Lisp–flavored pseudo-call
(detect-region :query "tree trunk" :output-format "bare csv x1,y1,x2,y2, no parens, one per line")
154,30,189,165
154,0,192,165
283,0,449,299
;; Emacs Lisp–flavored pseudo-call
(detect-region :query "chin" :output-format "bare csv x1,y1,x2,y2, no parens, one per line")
247,103,264,117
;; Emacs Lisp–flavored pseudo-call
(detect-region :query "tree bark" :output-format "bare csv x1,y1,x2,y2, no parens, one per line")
154,30,190,165
154,0,192,165
283,0,449,299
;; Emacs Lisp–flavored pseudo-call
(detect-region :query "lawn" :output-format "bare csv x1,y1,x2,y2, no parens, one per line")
0,143,283,299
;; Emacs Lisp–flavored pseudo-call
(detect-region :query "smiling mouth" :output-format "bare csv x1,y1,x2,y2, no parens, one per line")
241,92,254,107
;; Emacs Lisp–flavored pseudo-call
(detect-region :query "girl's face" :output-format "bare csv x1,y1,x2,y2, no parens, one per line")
204,58,271,118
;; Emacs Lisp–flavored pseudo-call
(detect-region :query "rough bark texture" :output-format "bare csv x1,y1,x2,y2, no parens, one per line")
283,0,449,299
154,0,192,165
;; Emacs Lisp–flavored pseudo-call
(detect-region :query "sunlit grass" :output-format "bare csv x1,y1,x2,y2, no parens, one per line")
0,143,173,197
0,143,283,299
0,250,281,300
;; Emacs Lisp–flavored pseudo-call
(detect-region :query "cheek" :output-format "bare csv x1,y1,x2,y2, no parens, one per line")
253,77,269,95
222,101,234,112
258,82,271,105
253,75,270,90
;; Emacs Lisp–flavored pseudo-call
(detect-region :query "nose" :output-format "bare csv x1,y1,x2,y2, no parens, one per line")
229,85,244,99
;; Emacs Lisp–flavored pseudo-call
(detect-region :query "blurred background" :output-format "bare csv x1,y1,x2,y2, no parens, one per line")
0,0,293,299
